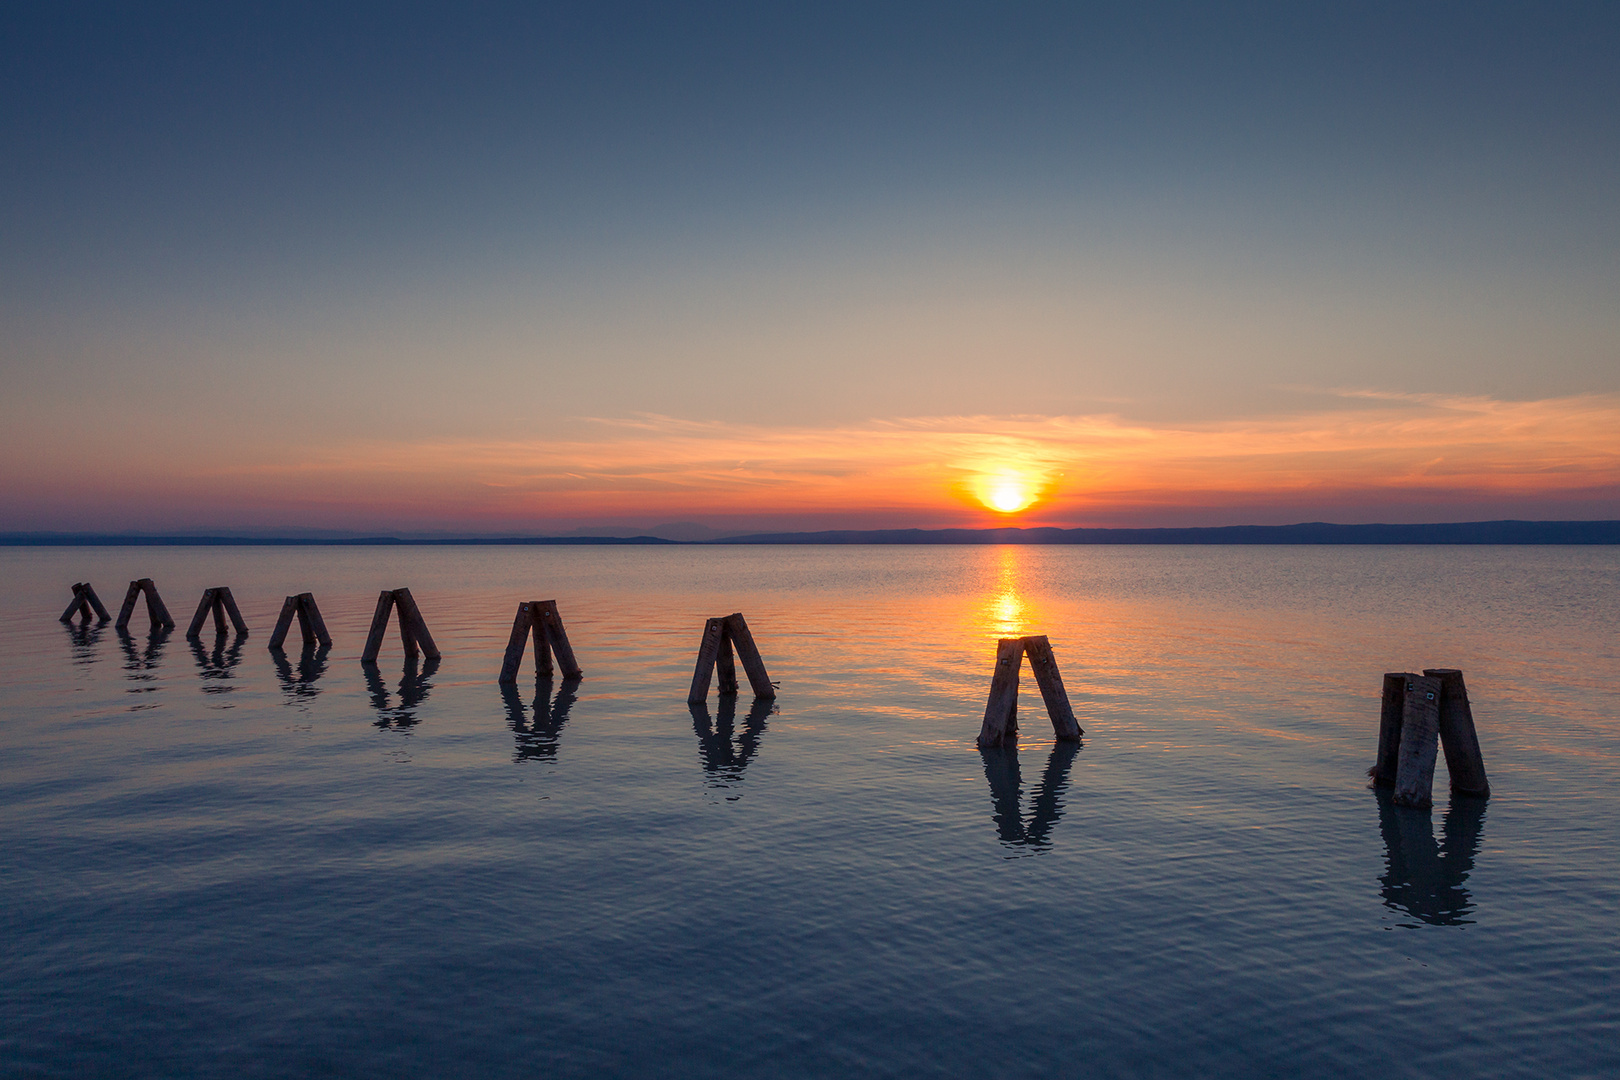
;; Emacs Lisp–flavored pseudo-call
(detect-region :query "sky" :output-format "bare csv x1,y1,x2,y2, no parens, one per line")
3,1,1617,536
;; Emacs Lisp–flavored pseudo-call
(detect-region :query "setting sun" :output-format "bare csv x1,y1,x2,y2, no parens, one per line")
975,472,1039,514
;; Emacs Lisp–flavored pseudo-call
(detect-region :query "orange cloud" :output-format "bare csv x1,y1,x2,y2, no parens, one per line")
6,392,1618,530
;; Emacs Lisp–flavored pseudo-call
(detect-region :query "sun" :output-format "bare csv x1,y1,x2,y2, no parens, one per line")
975,472,1038,514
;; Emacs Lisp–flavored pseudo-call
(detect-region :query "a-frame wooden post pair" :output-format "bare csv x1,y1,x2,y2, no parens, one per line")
185,587,250,639
268,593,333,650
1371,669,1490,808
977,635,1082,749
361,587,440,663
688,613,775,704
60,582,112,624
498,600,581,683
115,578,176,632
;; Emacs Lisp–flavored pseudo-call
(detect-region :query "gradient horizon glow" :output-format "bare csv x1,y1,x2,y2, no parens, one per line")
4,3,1617,535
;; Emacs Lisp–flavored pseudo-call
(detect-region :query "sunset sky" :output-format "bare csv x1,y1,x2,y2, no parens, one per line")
4,2,1617,536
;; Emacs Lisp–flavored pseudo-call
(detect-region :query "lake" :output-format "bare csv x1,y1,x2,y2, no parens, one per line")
2,544,1617,1078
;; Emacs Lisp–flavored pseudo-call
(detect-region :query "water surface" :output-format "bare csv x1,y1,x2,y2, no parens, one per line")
2,545,1617,1077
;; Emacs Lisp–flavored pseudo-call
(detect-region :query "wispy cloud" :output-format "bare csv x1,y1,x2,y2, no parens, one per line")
6,393,1618,530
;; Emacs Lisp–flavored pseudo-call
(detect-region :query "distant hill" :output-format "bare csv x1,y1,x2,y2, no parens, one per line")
712,521,1620,544
0,534,682,546
5,521,1617,545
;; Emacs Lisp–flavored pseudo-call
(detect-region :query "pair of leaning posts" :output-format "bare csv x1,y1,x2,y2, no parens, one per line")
1370,668,1490,808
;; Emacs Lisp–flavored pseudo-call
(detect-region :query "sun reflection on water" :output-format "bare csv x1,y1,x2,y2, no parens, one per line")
986,546,1032,639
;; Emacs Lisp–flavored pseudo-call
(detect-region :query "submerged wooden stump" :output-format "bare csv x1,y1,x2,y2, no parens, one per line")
186,587,250,639
1375,668,1489,806
269,593,333,650
498,599,582,683
361,587,440,663
59,582,112,624
115,578,175,632
976,635,1082,749
688,613,776,704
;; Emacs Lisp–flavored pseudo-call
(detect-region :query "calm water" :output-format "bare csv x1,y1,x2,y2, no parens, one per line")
2,545,1617,1078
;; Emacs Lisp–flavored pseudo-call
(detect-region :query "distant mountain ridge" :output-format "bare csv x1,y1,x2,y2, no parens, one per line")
713,520,1620,544
2,520,1616,545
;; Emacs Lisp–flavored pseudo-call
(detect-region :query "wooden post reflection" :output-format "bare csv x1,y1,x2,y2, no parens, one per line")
366,655,440,729
501,676,581,762
1376,788,1487,925
980,740,1079,853
689,696,774,786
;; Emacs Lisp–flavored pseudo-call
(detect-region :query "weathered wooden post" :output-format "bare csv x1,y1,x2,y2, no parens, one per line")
1371,669,1489,806
1426,668,1490,798
498,600,582,683
360,587,440,663
268,593,333,650
1392,673,1443,808
1369,673,1406,787
185,587,250,640
976,635,1083,748
687,613,776,704
59,582,112,624
114,578,176,632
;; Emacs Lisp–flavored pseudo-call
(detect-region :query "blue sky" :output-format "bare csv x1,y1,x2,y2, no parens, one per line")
3,2,1617,533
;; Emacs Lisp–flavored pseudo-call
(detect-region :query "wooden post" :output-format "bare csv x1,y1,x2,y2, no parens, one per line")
269,596,300,650
536,600,581,679
688,617,727,704
361,590,397,663
268,593,332,650
187,587,246,639
298,594,332,648
688,613,773,703
80,582,112,622
187,588,219,639
61,583,111,623
977,637,1024,749
1393,673,1443,808
977,635,1082,748
1022,635,1082,741
361,588,439,663
1370,672,1405,787
393,588,440,660
715,628,739,694
60,583,92,624
723,613,775,699
498,600,581,684
499,602,535,684
117,579,175,632
1424,668,1490,798
216,587,249,635
116,580,142,630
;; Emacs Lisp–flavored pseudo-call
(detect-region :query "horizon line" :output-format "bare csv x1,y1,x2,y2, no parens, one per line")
3,519,1618,546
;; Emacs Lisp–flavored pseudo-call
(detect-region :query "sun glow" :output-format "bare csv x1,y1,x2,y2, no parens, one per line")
976,472,1039,514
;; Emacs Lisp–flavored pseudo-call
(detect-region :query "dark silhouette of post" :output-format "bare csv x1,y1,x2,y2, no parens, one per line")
498,600,581,683
689,696,774,784
502,675,581,763
1371,669,1489,807
688,613,775,704
185,587,249,640
115,579,175,632
977,634,1082,748
981,740,1080,852
60,582,112,624
361,588,440,663
1376,787,1487,925
268,593,333,650
367,655,440,728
